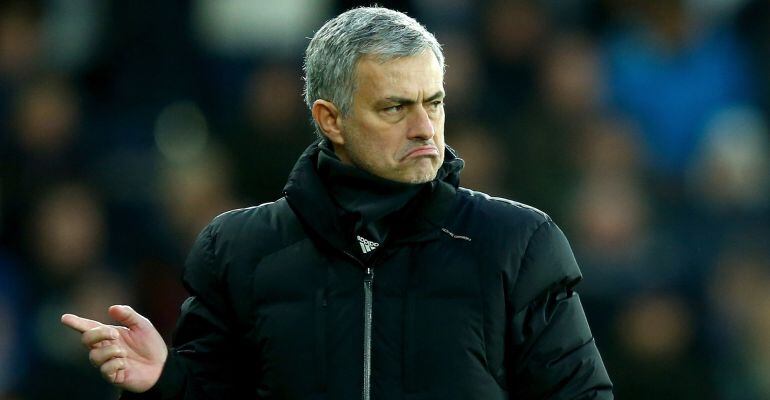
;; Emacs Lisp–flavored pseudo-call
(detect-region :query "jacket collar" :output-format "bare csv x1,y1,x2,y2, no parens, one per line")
283,139,463,256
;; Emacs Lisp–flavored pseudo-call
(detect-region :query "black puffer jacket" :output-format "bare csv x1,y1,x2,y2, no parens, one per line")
126,142,612,399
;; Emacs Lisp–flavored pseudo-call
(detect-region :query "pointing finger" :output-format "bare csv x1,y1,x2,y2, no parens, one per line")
61,314,103,333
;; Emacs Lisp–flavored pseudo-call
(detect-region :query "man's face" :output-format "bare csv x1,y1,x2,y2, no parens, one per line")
335,50,445,183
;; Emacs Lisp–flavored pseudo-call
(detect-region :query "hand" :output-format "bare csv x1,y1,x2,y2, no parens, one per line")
61,305,168,393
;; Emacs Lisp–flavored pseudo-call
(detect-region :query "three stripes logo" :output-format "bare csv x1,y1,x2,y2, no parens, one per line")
357,235,380,254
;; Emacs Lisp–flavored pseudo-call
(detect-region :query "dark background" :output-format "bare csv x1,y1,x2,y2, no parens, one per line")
1,0,769,398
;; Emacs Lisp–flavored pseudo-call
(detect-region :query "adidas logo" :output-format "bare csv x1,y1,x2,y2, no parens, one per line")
357,235,380,254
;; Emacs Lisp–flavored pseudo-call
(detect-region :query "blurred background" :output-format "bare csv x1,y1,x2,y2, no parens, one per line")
0,0,768,398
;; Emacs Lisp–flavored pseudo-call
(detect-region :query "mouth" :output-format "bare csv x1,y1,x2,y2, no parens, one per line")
402,145,439,160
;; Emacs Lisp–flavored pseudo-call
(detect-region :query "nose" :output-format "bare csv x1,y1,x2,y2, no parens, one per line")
406,105,435,140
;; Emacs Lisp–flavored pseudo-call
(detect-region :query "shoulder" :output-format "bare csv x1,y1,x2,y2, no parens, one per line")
456,187,549,221
453,187,552,246
210,197,294,231
207,197,305,252
186,197,306,276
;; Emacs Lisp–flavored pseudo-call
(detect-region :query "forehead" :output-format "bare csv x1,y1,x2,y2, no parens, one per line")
354,51,444,99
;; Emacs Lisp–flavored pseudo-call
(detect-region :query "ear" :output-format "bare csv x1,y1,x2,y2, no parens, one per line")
311,100,345,145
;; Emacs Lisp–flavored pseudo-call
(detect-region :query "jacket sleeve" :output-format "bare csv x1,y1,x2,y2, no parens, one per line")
506,219,613,399
121,222,257,400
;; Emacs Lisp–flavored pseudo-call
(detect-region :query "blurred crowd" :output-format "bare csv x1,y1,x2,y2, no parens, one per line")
0,0,768,398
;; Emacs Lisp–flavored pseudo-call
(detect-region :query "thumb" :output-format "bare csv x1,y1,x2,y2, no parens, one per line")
108,305,151,330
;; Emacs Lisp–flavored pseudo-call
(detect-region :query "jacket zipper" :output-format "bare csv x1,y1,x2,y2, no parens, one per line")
341,250,377,400
362,266,374,400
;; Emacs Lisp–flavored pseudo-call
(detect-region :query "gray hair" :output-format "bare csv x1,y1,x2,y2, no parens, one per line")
303,7,444,135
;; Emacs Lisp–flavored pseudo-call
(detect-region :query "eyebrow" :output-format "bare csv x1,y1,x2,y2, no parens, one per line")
383,90,445,105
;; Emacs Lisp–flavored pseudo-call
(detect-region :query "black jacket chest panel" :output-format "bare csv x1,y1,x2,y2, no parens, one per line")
241,226,509,399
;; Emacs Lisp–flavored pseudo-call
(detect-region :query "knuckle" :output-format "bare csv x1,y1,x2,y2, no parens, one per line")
88,351,99,365
83,327,102,345
100,358,125,377
102,360,113,372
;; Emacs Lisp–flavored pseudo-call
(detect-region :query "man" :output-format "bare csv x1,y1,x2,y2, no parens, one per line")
62,7,613,399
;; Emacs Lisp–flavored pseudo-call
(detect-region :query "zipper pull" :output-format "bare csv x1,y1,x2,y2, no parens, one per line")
365,267,373,282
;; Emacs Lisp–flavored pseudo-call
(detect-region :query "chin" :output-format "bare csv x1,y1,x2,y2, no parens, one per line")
404,169,438,184
398,159,441,184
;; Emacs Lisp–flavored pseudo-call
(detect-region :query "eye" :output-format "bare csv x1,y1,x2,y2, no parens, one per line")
429,100,443,110
384,104,404,113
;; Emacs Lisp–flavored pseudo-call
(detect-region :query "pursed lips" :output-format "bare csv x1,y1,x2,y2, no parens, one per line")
401,144,439,160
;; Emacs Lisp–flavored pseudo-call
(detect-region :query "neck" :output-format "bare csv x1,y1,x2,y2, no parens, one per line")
316,143,426,244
